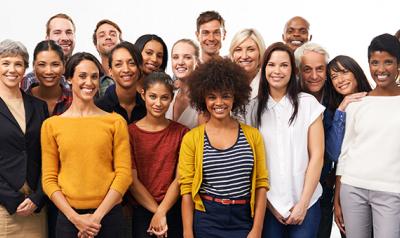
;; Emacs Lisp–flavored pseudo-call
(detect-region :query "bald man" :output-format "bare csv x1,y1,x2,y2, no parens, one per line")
282,16,312,51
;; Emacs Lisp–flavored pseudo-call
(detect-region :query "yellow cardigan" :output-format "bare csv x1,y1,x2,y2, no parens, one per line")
178,123,269,217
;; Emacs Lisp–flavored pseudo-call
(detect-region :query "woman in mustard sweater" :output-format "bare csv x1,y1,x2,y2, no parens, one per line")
41,52,132,238
179,58,269,238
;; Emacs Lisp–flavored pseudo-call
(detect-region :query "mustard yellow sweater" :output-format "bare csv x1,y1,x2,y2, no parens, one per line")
41,113,132,209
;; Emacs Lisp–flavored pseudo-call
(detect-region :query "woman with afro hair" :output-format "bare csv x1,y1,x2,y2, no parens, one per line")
178,58,269,238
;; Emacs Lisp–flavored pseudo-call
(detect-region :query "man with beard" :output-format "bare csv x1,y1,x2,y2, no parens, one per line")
93,19,122,96
283,16,312,52
21,13,76,91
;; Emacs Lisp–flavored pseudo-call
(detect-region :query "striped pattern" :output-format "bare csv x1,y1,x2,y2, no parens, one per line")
200,128,254,198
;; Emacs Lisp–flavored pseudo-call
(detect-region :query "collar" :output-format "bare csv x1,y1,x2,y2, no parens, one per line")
105,84,144,107
267,94,291,110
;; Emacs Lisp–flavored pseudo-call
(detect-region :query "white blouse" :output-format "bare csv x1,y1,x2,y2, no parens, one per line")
247,92,325,218
166,89,198,129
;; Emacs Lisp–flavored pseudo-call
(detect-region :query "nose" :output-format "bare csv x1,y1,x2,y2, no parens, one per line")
150,53,157,62
241,49,248,59
59,31,68,41
122,62,129,72
177,56,184,65
44,65,52,74
215,96,223,105
311,69,319,80
155,97,162,106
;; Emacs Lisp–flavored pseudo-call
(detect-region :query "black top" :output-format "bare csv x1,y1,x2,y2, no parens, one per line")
0,91,49,214
95,84,146,124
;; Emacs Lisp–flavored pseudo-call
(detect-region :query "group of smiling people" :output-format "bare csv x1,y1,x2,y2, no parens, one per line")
0,9,400,238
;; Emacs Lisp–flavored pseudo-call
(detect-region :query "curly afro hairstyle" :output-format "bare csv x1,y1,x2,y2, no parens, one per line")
187,58,251,116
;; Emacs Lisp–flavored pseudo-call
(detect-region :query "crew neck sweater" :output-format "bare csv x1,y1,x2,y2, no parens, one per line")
41,112,132,209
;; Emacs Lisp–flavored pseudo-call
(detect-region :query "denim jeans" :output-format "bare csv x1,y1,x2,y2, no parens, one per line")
194,199,253,238
262,200,321,238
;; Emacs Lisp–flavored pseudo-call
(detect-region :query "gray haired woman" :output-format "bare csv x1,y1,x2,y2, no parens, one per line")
0,39,48,237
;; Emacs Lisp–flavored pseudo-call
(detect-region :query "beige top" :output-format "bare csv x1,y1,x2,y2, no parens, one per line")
2,97,26,134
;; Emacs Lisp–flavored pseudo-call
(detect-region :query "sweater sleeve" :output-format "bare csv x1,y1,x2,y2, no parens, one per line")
110,118,132,196
178,132,196,195
41,119,61,198
252,128,269,190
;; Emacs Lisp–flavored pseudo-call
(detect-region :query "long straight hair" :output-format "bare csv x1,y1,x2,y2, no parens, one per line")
325,55,372,111
256,42,300,127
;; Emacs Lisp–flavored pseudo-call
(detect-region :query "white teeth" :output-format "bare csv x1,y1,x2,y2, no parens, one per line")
291,40,302,45
214,108,225,113
377,75,388,80
82,88,93,93
176,67,187,73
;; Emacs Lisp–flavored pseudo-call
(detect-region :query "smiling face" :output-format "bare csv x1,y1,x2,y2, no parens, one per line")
369,51,399,89
265,50,292,93
232,37,260,77
171,42,197,80
110,48,139,90
0,55,26,91
95,23,121,57
205,90,234,121
196,20,225,59
69,60,99,102
142,82,172,119
34,50,64,88
283,17,310,51
141,40,164,75
300,50,327,95
329,63,358,96
46,17,75,59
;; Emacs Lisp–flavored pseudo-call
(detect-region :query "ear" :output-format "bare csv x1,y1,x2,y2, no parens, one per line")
282,34,285,41
67,77,72,85
309,34,313,41
45,35,50,40
140,89,145,101
195,31,200,41
108,68,113,78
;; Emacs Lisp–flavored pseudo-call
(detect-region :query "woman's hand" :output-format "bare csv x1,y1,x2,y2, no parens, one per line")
285,202,308,225
267,200,286,225
334,176,345,234
70,213,101,237
16,198,37,216
148,211,168,237
337,92,367,112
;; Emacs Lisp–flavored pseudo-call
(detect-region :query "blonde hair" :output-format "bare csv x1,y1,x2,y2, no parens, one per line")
229,28,266,67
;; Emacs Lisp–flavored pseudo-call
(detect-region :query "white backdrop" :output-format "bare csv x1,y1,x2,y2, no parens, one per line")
2,0,399,83
3,1,399,237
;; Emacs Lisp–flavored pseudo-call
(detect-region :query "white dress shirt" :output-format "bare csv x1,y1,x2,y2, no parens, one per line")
248,92,325,218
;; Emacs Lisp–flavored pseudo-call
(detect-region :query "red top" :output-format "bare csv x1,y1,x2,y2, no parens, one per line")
129,120,189,202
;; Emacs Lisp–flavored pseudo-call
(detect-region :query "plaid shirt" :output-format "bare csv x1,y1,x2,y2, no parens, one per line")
21,71,70,92
99,75,114,97
26,83,72,116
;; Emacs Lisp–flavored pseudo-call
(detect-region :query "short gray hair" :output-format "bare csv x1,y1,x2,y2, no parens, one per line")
294,42,329,70
0,39,29,68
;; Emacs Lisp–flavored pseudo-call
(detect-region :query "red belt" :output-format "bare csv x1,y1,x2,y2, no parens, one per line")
200,195,249,205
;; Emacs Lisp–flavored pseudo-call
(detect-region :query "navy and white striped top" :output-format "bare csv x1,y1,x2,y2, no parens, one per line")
200,127,254,198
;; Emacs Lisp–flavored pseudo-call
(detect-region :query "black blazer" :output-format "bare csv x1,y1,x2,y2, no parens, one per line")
0,91,48,214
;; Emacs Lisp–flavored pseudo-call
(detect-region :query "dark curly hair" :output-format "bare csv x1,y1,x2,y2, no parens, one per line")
187,58,251,116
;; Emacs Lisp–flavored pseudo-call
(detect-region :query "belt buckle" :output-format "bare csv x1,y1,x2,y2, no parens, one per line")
220,198,231,205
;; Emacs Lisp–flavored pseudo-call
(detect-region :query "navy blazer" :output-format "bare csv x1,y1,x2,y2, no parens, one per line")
0,91,48,214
